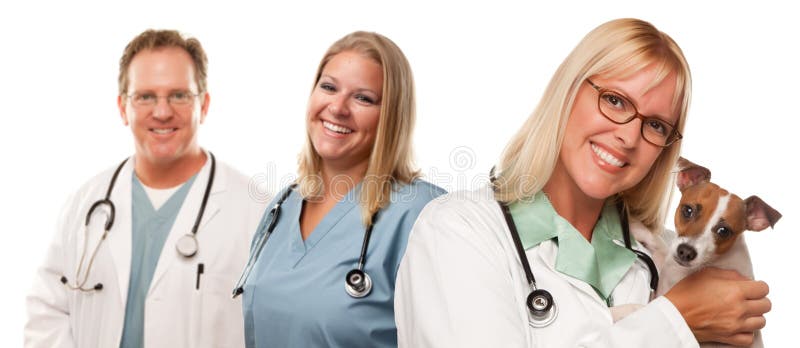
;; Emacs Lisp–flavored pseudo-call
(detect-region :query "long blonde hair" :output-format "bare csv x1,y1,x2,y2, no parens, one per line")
494,18,691,231
297,31,420,226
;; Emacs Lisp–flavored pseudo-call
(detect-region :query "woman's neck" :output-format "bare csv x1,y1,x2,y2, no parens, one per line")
543,164,606,241
319,159,369,200
300,160,368,241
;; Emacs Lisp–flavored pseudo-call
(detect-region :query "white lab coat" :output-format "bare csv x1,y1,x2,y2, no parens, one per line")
25,155,266,348
395,187,698,348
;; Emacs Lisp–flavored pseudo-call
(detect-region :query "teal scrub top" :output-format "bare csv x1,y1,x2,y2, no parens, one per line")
243,180,445,348
119,174,196,348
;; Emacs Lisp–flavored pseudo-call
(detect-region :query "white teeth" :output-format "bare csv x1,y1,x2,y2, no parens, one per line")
591,143,625,167
323,121,353,134
152,128,176,135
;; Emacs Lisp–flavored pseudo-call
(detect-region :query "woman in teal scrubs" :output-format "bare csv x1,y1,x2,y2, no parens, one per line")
240,31,445,347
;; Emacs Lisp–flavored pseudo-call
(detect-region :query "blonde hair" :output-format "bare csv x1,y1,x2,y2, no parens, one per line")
297,31,420,226
494,18,691,231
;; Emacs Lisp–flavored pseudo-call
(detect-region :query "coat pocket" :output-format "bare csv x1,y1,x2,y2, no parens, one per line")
196,272,245,348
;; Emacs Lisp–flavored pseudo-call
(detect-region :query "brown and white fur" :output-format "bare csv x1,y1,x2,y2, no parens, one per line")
613,158,781,348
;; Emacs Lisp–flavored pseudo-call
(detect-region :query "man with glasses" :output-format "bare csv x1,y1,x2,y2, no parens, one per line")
25,29,264,348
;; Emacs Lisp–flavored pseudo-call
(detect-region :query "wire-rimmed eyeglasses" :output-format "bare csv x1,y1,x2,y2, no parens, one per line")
125,90,201,108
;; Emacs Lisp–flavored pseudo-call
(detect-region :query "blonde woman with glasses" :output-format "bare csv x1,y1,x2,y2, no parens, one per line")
395,18,769,347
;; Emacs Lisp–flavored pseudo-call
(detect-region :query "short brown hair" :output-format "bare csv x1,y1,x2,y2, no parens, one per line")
118,29,208,95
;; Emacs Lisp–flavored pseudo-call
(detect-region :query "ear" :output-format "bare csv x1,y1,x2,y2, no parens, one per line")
117,95,129,125
199,92,210,124
676,157,711,192
744,196,782,231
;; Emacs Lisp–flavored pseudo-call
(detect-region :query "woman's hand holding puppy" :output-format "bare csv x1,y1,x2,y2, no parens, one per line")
666,267,770,346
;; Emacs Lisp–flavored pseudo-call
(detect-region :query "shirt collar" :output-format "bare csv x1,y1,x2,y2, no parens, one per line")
508,191,636,301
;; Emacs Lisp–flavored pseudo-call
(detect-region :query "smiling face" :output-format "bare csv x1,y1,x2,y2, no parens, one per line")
118,47,209,167
549,66,679,202
307,50,383,174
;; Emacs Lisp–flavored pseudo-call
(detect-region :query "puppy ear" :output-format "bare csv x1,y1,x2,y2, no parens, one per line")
744,196,782,231
676,157,711,192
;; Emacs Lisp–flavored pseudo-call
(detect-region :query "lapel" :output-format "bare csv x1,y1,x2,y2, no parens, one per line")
535,240,605,306
148,153,226,294
107,158,135,306
513,194,636,302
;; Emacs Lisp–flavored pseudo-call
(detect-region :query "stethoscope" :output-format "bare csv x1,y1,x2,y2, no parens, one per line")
60,152,216,292
232,184,378,299
490,169,658,327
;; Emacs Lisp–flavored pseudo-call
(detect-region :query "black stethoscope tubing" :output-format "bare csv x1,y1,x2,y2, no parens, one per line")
175,152,216,257
60,152,216,292
232,184,377,299
497,201,558,326
232,184,296,298
491,169,658,327
617,200,659,291
345,212,378,298
498,200,659,326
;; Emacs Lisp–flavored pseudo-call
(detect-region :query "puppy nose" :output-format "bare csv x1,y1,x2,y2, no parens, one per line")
676,243,697,262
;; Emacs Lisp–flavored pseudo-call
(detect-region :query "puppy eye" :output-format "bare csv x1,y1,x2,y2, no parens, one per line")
715,226,733,239
680,205,694,219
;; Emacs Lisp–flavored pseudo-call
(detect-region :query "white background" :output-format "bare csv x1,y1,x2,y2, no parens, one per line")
1,0,797,345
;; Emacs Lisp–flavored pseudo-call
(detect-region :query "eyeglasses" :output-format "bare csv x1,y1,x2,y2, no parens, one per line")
586,79,682,147
126,90,201,108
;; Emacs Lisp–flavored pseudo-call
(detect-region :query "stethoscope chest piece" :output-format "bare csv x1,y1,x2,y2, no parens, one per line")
176,234,199,257
233,185,381,300
491,168,658,329
345,269,372,298
527,289,557,327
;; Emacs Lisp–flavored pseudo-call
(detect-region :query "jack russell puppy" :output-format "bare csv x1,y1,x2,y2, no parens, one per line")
613,158,781,348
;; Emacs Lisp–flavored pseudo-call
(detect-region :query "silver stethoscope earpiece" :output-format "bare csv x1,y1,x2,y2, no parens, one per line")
232,185,380,299
61,153,217,292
